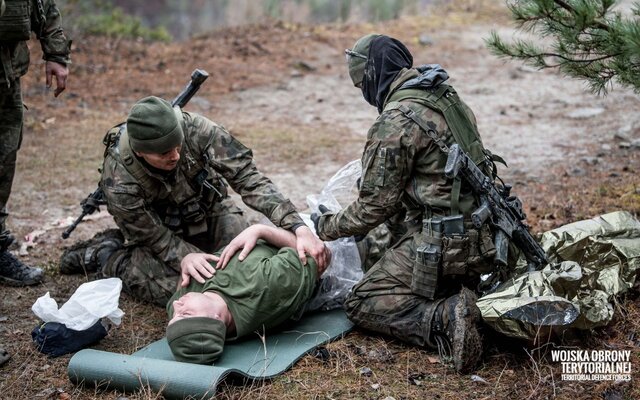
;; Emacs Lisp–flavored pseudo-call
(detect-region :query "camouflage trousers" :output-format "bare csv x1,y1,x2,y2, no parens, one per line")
345,231,492,349
101,210,249,307
0,79,22,249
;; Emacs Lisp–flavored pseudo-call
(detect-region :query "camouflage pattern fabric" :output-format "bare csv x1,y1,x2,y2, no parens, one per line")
100,111,303,304
101,210,248,307
0,80,22,247
345,235,443,348
0,0,70,244
318,69,497,349
0,0,71,84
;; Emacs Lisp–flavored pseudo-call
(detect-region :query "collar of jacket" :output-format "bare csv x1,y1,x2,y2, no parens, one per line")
382,68,419,110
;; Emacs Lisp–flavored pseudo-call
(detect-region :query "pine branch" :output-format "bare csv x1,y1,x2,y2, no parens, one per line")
486,0,640,95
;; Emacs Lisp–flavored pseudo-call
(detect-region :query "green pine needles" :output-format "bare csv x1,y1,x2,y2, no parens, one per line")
486,0,640,95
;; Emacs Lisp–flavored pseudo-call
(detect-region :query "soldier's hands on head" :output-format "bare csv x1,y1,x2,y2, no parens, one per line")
294,225,329,270
217,225,262,270
45,61,69,97
180,253,219,287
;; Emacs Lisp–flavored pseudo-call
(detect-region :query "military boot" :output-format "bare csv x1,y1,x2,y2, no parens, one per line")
0,251,44,286
60,229,124,275
431,287,483,373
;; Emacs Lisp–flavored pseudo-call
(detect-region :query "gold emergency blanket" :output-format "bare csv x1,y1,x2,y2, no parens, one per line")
477,211,640,340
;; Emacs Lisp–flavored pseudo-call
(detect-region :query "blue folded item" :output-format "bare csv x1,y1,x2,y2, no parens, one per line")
32,321,108,357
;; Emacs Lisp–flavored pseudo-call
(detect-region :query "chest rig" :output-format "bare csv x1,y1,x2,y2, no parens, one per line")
103,117,227,237
0,0,45,41
385,83,501,217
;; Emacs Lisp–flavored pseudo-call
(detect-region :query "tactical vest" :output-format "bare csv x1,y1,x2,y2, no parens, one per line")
0,0,39,42
385,84,496,216
104,115,227,236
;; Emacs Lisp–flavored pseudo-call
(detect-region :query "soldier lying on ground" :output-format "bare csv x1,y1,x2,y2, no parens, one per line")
60,96,327,306
166,224,330,364
313,34,518,373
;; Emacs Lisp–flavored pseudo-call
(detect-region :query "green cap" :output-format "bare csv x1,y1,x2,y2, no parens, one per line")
127,96,184,154
166,317,226,365
347,33,380,87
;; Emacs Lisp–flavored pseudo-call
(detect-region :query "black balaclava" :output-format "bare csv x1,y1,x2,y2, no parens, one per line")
362,35,413,114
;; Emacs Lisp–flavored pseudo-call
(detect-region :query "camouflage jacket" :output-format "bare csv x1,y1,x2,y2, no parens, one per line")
318,68,485,241
101,111,304,271
0,0,71,85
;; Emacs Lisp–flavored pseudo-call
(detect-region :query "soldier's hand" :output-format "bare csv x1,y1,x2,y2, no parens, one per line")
180,253,218,287
45,61,68,97
217,225,261,270
295,225,329,270
310,204,330,234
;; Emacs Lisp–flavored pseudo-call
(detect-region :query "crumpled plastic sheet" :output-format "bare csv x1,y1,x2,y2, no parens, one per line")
478,211,640,340
302,160,363,311
32,278,125,331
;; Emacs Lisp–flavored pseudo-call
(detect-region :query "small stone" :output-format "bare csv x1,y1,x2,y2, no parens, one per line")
566,107,605,119
371,383,380,390
471,374,489,384
601,144,612,151
580,157,599,165
359,366,373,377
619,142,631,149
418,34,433,46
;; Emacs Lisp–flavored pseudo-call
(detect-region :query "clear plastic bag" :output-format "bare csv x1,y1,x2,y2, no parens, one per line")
31,277,124,331
303,160,364,311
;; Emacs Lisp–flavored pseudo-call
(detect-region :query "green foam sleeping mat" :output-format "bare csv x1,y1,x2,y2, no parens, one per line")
68,309,353,399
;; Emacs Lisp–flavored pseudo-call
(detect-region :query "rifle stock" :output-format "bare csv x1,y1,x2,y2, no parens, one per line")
62,69,209,239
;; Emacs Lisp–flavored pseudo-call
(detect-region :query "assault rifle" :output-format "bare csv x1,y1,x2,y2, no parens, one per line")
444,143,548,272
61,69,210,239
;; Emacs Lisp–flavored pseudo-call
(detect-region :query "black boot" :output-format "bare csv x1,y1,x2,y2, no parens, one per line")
59,229,124,275
431,287,483,373
0,251,44,286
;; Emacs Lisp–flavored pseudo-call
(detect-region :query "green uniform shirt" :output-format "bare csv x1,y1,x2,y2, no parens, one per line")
167,242,318,340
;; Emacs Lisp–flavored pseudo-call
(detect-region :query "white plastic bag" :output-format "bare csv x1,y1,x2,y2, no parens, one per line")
31,278,124,331
303,160,364,311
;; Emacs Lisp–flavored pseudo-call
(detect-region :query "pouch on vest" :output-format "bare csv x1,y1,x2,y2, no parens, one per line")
0,0,31,42
441,220,496,277
181,198,207,236
412,218,442,299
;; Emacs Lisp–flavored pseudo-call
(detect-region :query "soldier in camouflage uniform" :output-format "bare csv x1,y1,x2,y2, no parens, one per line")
0,0,71,288
315,34,503,373
60,96,327,307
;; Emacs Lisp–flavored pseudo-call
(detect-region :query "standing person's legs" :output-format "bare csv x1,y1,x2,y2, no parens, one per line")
0,78,43,285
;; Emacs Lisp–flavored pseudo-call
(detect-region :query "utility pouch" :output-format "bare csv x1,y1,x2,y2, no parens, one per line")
181,199,207,236
163,206,181,231
411,218,442,299
441,234,470,275
440,214,470,276
0,0,31,42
